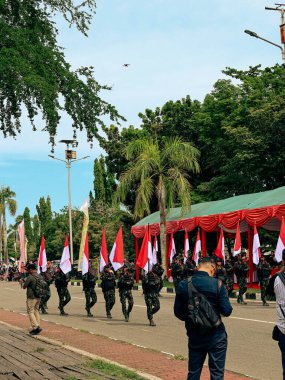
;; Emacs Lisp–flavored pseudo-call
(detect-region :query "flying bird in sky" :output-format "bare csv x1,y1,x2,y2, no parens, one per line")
123,64,130,67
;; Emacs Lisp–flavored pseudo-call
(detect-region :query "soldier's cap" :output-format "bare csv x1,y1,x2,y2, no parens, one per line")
26,263,36,270
215,257,223,263
282,249,285,261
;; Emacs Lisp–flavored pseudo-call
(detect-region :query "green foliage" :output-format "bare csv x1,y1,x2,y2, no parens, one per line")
116,137,200,218
36,196,53,236
23,207,33,242
0,0,122,146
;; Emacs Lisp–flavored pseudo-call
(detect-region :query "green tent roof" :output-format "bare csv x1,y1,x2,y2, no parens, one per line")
134,186,285,227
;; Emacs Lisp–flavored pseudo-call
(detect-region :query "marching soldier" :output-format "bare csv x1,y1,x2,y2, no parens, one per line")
225,258,234,297
183,257,196,279
152,262,164,295
55,267,71,316
170,255,184,292
101,265,116,318
82,266,97,317
234,255,249,305
142,270,160,326
257,255,271,306
118,265,134,322
215,257,227,284
39,261,54,314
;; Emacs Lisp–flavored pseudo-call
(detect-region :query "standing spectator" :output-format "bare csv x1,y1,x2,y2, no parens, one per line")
174,257,232,380
20,263,42,335
274,249,285,380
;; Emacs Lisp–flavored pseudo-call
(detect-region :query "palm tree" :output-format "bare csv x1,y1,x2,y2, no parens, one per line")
116,137,200,272
0,187,17,263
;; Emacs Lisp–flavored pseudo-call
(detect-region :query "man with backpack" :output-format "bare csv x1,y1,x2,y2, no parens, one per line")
20,263,43,335
174,257,232,380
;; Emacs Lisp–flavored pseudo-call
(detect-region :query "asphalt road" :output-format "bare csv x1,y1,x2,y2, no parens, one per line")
0,282,281,380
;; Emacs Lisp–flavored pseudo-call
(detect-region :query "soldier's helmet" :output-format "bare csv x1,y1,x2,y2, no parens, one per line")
216,257,223,263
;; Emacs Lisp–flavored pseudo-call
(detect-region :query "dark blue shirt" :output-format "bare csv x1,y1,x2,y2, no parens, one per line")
174,271,233,337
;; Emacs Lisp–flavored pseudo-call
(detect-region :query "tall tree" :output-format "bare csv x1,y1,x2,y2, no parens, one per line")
116,137,200,272
23,207,33,243
93,157,107,202
0,187,17,263
36,196,53,235
0,0,123,148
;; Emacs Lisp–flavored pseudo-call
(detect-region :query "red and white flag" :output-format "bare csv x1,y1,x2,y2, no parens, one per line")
253,225,261,265
152,235,158,266
275,218,285,263
192,229,201,265
100,228,108,272
82,232,89,275
37,235,47,273
215,228,225,262
233,221,241,256
168,234,176,264
109,226,124,271
60,235,72,274
137,227,152,272
18,220,26,272
184,230,190,264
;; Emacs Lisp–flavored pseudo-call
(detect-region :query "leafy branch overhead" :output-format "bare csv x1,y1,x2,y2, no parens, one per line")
0,0,124,148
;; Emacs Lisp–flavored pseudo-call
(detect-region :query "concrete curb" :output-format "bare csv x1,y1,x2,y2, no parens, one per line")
0,319,162,380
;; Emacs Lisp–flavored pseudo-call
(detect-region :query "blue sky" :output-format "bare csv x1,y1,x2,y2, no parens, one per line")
0,0,282,222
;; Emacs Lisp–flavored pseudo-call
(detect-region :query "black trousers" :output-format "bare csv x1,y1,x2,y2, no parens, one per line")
188,330,227,380
279,329,285,380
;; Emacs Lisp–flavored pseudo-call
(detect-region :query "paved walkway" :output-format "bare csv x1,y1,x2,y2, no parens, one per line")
0,308,250,380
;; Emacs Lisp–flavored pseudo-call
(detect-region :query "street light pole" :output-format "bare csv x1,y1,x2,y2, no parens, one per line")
48,140,89,264
244,3,285,61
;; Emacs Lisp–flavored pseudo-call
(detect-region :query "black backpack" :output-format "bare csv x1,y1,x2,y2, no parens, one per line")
32,274,46,298
187,277,222,335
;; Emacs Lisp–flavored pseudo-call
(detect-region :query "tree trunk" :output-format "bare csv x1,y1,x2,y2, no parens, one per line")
3,209,8,264
158,176,167,274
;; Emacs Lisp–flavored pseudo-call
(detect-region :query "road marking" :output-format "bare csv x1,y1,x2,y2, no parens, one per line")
72,296,84,300
134,304,146,308
229,316,275,324
4,288,15,291
161,351,175,356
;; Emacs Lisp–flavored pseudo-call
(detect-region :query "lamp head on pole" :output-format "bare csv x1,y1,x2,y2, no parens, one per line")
244,29,259,38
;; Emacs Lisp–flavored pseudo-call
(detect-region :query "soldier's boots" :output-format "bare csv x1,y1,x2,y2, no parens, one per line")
124,312,129,322
107,313,112,319
149,318,156,327
263,301,269,307
237,295,241,304
86,307,93,317
59,307,68,316
240,295,247,305
41,308,48,314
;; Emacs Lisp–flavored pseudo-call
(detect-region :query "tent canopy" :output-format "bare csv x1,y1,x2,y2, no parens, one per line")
132,186,285,238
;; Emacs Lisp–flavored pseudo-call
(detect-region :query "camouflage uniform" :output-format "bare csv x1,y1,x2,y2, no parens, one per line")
215,262,227,284
257,258,271,306
225,260,234,297
55,270,71,315
152,263,164,293
82,271,97,317
170,258,184,292
39,269,54,314
142,271,160,326
100,268,116,318
183,258,196,279
234,260,249,304
118,268,134,321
